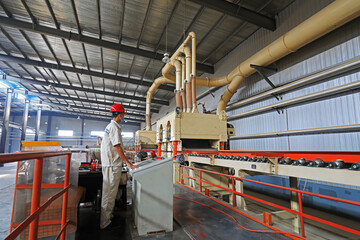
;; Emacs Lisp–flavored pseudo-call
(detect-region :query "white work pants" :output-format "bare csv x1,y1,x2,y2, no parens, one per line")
100,166,122,229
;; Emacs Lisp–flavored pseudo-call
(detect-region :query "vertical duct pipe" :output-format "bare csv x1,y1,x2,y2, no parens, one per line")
185,82,192,112
174,60,183,110
189,32,198,113
183,46,192,112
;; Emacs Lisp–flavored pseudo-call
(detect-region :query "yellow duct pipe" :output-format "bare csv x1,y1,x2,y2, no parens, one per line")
146,76,173,130
216,0,360,114
174,60,182,91
147,0,360,122
176,57,186,111
189,32,198,113
161,35,192,81
184,46,192,83
175,57,186,89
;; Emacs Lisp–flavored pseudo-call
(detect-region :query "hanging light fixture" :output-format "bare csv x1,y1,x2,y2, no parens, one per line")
162,53,170,63
162,0,171,64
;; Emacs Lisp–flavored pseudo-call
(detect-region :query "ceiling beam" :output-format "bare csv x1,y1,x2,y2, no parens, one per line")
11,98,145,118
188,0,275,31
9,89,158,113
6,75,168,105
0,53,173,91
42,101,145,118
0,16,214,74
8,106,144,124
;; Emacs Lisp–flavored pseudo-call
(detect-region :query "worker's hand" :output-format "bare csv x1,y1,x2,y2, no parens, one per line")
128,163,139,169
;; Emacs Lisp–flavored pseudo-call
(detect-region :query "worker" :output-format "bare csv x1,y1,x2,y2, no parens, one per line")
100,103,138,229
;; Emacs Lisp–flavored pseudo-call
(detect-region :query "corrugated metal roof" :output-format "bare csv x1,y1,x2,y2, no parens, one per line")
0,0,294,120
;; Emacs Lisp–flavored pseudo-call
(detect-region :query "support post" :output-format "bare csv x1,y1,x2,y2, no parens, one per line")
35,104,42,141
157,142,162,157
290,176,301,234
172,141,178,159
235,170,248,210
0,88,13,155
29,158,44,240
61,154,71,240
20,99,30,142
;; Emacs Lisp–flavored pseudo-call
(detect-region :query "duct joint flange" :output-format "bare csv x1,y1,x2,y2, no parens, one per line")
282,34,296,53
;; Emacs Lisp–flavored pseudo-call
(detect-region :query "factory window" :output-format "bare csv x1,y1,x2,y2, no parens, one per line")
58,130,74,137
122,132,133,138
91,131,104,137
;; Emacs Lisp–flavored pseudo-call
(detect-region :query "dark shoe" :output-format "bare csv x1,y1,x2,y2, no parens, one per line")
101,221,121,231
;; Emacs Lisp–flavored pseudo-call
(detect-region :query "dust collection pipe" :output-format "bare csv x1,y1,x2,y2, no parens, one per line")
145,0,360,124
181,90,186,111
176,56,186,111
184,47,192,112
145,77,173,130
174,60,183,110
185,81,192,112
146,33,196,129
213,0,360,114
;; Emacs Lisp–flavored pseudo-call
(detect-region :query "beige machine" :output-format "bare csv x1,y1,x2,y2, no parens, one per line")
156,110,228,155
135,130,157,156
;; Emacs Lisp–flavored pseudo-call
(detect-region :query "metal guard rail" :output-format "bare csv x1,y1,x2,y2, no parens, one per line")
180,165,360,238
0,151,72,240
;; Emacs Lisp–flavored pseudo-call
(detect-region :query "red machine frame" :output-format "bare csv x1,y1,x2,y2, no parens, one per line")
180,150,360,163
0,151,72,240
180,165,360,238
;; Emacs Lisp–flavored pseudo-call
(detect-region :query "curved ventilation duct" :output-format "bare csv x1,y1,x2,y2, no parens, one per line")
146,0,360,130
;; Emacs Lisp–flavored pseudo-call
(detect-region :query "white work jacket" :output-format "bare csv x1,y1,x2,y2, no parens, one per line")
100,120,124,167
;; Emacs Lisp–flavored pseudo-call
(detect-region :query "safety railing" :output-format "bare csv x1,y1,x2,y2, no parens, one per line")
180,165,360,238
0,151,72,240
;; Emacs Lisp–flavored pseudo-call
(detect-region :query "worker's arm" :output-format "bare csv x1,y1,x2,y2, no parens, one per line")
114,144,138,169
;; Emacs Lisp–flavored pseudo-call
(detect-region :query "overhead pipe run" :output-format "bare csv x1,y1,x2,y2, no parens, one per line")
146,32,197,129
214,0,360,114
146,0,360,129
226,56,360,112
230,124,360,140
228,79,360,121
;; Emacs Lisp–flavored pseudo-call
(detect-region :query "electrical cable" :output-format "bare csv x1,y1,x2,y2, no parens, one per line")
175,182,308,240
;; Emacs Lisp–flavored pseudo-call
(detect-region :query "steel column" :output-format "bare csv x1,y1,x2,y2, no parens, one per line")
35,105,42,141
0,88,13,154
20,99,30,142
80,118,85,146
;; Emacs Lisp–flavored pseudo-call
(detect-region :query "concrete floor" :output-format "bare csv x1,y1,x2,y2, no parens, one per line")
0,162,17,240
77,184,292,240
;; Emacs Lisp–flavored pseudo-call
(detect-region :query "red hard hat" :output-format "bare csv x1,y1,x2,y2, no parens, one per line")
110,104,125,113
